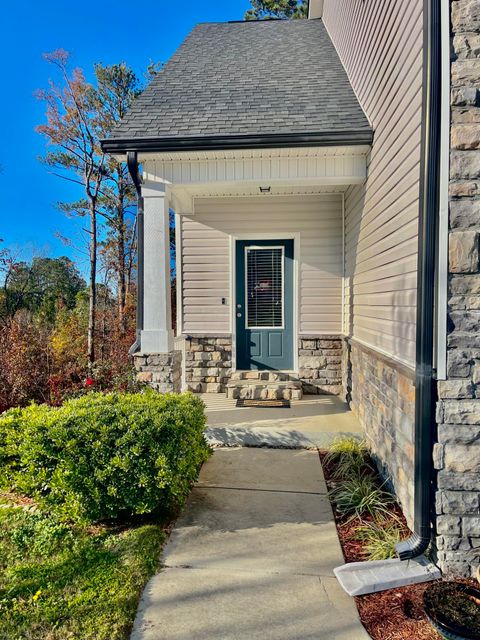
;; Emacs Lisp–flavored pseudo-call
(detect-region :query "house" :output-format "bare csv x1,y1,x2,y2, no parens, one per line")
102,0,480,578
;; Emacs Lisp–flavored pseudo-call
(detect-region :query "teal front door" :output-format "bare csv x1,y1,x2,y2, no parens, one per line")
235,239,294,370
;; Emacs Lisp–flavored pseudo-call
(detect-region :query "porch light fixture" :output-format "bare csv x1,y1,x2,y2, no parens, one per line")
259,186,271,193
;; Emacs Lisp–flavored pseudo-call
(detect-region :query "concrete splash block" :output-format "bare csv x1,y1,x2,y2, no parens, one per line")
334,556,441,596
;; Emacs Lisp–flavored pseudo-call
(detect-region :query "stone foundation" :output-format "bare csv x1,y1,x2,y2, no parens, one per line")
181,334,343,396
184,336,232,393
346,340,416,528
133,351,182,393
298,335,343,395
433,0,480,577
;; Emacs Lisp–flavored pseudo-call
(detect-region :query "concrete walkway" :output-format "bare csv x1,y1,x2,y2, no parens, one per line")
131,448,370,640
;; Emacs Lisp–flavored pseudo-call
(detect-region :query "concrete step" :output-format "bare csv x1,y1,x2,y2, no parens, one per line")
230,371,296,382
226,379,303,401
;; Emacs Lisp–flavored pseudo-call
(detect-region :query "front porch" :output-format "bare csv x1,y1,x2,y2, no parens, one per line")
133,145,370,402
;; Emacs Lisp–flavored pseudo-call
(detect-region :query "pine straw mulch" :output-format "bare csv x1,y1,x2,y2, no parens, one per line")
319,451,442,640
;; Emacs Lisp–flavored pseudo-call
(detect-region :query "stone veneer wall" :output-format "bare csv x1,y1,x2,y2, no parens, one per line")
184,336,232,393
181,335,343,395
346,340,416,528
133,352,182,393
433,0,480,577
298,335,343,395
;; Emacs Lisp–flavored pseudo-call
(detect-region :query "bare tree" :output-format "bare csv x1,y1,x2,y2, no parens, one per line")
37,50,106,368
94,63,140,334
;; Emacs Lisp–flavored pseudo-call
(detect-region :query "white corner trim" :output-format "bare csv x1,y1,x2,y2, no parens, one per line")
171,187,194,216
174,213,183,336
341,192,346,335
308,0,324,19
436,0,451,381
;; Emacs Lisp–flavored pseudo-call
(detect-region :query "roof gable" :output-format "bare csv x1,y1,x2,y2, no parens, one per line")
103,20,372,152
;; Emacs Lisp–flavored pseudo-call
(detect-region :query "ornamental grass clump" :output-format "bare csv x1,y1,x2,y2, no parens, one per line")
324,436,369,479
329,473,396,522
0,391,210,524
355,520,404,561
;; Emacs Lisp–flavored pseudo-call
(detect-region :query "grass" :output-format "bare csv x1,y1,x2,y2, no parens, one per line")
324,437,369,479
329,473,396,522
355,520,404,561
0,499,166,640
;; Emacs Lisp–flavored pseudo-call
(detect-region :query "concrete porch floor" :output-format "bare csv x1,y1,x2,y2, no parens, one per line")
202,393,364,449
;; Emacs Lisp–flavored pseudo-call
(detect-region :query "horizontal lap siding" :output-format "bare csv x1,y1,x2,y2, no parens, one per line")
323,0,423,367
181,223,230,333
181,195,343,335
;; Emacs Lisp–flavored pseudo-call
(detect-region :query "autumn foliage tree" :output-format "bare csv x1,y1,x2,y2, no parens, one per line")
0,249,87,410
1,52,168,412
36,50,106,369
36,52,141,366
94,63,140,333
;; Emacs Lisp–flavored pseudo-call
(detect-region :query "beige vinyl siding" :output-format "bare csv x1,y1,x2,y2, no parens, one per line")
323,0,423,367
180,195,343,335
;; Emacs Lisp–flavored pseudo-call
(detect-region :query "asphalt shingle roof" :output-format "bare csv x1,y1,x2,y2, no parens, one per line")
104,20,372,150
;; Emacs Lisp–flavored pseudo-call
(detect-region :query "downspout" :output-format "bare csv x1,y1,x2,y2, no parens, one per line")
127,151,144,356
396,0,442,561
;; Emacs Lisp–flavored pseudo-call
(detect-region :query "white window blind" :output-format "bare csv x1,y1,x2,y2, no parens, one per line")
246,247,284,328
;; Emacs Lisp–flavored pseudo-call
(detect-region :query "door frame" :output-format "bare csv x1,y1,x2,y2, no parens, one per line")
230,232,300,373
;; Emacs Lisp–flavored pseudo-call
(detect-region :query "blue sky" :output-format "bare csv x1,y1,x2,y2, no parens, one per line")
0,0,248,271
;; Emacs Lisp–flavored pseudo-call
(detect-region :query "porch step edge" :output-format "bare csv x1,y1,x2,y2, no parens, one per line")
226,380,302,388
230,371,299,382
225,380,303,401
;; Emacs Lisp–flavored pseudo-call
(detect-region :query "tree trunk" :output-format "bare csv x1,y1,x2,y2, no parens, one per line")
100,285,108,363
87,199,97,370
125,215,137,298
116,170,127,335
117,222,126,334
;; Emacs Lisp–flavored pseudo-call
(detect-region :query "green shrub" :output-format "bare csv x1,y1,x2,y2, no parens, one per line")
356,520,404,560
325,436,369,479
329,474,395,521
0,392,210,523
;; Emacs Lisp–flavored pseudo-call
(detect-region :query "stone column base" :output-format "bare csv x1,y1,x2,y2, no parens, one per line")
133,351,182,393
184,336,232,393
298,335,343,396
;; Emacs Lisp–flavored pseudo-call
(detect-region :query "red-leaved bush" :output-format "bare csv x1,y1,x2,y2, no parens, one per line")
0,299,138,412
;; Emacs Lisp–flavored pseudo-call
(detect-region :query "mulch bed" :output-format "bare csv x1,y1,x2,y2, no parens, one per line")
319,451,442,640
356,583,441,640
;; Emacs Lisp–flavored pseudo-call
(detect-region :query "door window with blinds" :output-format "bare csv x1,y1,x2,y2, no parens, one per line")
245,246,284,329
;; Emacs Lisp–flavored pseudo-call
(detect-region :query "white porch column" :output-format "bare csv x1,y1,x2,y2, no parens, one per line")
141,181,173,354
